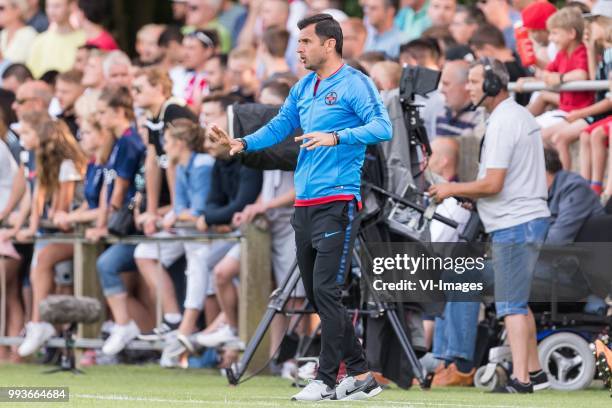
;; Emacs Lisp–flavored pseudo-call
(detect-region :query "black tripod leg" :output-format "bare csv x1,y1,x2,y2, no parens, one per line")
384,305,427,387
355,235,428,388
227,261,301,385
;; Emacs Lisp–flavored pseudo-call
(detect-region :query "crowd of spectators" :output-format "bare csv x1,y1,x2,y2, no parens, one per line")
0,0,610,388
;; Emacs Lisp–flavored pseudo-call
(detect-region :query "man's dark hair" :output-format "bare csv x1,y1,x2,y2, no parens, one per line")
456,5,486,25
208,53,228,68
40,70,60,87
159,25,183,48
2,63,33,82
261,80,291,101
544,146,563,174
469,24,506,49
400,38,441,62
297,13,343,56
77,0,110,25
445,44,475,61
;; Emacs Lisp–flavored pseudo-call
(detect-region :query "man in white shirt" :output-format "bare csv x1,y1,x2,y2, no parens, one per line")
429,58,551,393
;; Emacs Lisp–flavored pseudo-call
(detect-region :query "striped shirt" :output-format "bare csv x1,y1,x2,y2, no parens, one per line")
435,105,481,138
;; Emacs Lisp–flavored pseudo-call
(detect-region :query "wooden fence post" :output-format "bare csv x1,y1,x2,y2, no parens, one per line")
73,240,105,339
239,222,271,374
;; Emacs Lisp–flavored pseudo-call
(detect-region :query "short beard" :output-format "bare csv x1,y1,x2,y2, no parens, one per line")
304,56,324,72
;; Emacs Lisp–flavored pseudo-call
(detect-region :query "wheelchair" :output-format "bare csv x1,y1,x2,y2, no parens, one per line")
474,213,612,391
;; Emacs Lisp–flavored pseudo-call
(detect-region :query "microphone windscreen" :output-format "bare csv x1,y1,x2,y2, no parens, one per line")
40,295,103,325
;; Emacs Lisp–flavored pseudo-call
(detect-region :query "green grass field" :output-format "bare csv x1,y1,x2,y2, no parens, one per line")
0,364,610,407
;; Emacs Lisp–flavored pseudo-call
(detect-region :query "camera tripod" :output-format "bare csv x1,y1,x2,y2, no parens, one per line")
225,232,430,388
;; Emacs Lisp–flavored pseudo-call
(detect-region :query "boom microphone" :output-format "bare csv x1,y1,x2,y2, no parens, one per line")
40,295,103,325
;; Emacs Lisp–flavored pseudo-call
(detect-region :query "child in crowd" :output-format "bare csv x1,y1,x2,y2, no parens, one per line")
548,7,612,171
16,115,87,357
519,7,594,147
578,8,612,197
520,1,557,69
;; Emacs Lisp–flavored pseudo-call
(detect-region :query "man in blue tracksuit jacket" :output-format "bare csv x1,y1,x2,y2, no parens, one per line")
209,14,392,401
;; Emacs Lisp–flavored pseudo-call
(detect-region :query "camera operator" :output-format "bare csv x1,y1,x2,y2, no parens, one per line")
429,58,550,393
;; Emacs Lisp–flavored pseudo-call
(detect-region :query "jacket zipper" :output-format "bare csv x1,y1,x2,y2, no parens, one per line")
304,75,319,200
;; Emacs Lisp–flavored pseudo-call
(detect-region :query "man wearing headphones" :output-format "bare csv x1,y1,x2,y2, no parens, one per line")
429,59,551,393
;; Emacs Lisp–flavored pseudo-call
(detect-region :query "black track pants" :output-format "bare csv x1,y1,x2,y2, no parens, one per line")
291,199,369,387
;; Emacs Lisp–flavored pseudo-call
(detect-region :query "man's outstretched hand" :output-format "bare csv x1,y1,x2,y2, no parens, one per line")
208,124,244,156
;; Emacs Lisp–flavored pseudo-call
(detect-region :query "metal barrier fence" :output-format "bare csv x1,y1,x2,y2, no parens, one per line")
509,80,609,93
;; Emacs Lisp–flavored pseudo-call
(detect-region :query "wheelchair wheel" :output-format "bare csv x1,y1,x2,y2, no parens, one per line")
538,332,595,391
474,365,507,391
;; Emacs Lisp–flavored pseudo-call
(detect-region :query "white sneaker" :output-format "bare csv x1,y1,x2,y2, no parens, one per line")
102,321,140,355
162,337,186,359
18,322,56,357
291,379,334,401
332,373,382,401
159,336,188,369
195,325,239,348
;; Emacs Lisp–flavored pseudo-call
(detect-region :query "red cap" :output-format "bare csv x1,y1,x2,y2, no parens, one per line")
521,1,557,30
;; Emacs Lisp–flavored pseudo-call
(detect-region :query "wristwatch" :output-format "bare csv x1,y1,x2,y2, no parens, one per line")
331,131,340,145
236,138,248,152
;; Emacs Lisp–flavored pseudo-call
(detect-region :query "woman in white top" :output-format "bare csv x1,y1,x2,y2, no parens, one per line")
0,0,38,63
0,124,19,362
0,130,17,211
12,114,87,358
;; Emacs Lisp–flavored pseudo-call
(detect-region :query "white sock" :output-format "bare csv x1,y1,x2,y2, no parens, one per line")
164,313,182,325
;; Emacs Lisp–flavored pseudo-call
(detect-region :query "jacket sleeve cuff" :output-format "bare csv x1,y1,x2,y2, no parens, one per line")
337,129,352,145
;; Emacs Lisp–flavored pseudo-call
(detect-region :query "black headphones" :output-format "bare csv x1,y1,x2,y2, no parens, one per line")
481,57,503,97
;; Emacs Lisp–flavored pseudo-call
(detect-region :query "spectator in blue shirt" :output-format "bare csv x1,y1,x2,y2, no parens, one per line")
88,87,149,358
53,116,115,228
160,119,214,344
87,86,146,243
102,119,214,357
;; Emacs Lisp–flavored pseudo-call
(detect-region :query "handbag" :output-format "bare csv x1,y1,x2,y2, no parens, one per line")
107,199,136,236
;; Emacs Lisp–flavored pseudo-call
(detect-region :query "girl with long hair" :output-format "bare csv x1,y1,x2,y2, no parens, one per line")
15,115,88,357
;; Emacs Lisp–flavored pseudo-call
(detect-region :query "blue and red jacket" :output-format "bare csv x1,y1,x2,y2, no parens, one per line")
244,64,392,207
